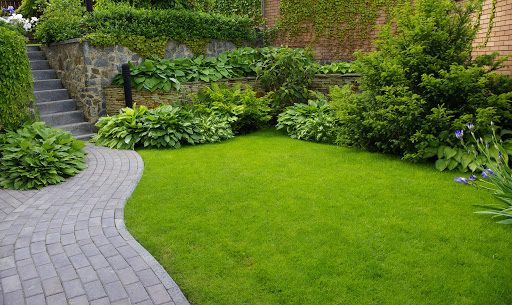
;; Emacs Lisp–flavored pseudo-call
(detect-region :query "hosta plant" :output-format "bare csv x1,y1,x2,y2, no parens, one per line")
453,122,512,224
91,103,234,149
276,96,338,144
0,121,87,190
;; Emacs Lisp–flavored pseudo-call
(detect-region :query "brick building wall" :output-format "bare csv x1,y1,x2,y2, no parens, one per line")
471,0,512,75
264,0,512,74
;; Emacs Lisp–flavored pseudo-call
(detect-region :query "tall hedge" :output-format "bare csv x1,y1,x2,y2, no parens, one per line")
0,27,34,126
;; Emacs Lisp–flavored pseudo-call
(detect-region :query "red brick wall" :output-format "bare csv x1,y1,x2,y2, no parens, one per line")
264,0,512,74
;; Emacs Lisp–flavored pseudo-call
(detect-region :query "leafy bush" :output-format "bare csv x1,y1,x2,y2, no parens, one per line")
0,121,87,190
453,122,512,224
331,0,512,164
91,104,233,149
34,0,85,44
314,62,354,75
192,83,272,134
16,0,48,18
276,96,338,143
112,47,265,91
86,3,254,43
256,47,316,110
0,27,34,126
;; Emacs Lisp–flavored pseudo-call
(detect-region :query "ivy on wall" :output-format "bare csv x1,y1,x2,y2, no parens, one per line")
277,0,411,56
473,0,497,48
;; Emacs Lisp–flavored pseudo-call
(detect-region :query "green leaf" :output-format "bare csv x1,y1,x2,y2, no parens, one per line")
435,159,447,171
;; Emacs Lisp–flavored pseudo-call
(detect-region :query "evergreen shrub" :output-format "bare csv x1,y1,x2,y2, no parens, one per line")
331,0,512,168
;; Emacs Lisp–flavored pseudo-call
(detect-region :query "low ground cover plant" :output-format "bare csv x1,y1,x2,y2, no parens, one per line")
0,121,87,190
276,95,338,143
125,129,512,305
331,0,512,170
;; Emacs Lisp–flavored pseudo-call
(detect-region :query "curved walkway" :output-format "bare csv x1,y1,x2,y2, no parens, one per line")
0,144,189,305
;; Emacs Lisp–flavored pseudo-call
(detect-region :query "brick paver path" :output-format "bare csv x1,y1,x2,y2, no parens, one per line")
0,144,189,305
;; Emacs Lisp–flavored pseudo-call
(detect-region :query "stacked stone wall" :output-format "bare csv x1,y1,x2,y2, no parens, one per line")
42,38,248,124
104,74,360,115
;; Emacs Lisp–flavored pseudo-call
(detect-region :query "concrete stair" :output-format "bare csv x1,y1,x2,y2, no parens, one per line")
29,45,95,141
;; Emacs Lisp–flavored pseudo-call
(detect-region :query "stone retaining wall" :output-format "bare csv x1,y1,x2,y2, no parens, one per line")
41,38,248,124
104,74,360,115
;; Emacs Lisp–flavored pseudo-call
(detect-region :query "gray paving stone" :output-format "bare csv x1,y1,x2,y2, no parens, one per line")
137,268,162,287
105,280,129,302
147,284,173,305
62,278,86,299
56,264,79,281
46,292,68,305
4,289,24,305
0,145,190,305
18,262,38,281
126,282,151,304
2,274,21,293
42,276,64,296
67,295,89,305
84,280,108,301
22,277,44,297
25,293,46,305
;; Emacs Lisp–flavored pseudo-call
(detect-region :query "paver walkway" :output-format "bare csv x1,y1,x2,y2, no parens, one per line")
0,144,190,305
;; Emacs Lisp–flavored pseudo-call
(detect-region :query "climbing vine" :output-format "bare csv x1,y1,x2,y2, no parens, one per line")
474,0,497,48
277,0,410,56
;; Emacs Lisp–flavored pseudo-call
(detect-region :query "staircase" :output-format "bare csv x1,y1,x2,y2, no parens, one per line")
28,45,95,141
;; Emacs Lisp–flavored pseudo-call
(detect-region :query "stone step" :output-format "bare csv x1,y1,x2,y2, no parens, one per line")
30,60,50,70
35,89,70,103
36,99,76,115
27,51,45,60
54,122,94,137
34,79,63,91
31,69,57,81
26,45,41,52
40,110,85,126
74,133,96,142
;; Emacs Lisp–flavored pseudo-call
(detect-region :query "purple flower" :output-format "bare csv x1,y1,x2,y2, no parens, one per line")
453,177,468,184
455,129,464,139
499,151,502,159
482,171,489,179
2,6,14,14
485,169,495,176
467,122,474,130
486,141,489,148
469,174,477,181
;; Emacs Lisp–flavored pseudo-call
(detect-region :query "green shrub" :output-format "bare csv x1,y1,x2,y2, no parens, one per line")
16,0,48,18
0,121,87,190
314,62,354,75
331,0,512,165
91,104,233,149
276,96,338,144
0,27,34,127
192,83,272,134
112,48,265,91
86,3,254,44
34,0,85,44
256,47,316,110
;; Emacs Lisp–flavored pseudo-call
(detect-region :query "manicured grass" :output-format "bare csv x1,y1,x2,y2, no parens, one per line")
125,128,512,305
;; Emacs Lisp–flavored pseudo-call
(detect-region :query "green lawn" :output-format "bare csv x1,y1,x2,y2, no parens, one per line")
125,128,512,305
